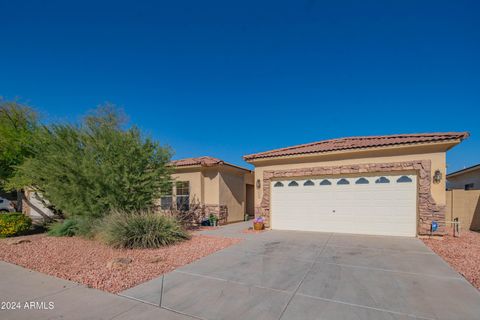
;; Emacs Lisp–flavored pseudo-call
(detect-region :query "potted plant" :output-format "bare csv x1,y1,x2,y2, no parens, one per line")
208,214,218,227
253,217,264,230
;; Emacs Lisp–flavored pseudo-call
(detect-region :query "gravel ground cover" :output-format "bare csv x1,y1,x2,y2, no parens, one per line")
0,234,241,293
422,230,480,290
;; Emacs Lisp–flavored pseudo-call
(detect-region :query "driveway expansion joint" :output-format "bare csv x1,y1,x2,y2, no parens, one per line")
317,261,465,280
295,292,436,320
278,232,333,320
173,269,294,295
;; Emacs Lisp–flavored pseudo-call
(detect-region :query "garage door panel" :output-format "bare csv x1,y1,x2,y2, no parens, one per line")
271,175,417,236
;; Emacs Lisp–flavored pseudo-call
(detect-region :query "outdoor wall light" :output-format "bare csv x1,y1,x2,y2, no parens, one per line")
433,170,442,184
256,179,261,189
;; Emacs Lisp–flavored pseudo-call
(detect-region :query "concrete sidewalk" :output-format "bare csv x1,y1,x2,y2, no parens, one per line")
0,261,193,320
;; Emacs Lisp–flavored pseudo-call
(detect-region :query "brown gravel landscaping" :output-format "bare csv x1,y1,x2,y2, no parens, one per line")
0,234,241,293
422,230,480,290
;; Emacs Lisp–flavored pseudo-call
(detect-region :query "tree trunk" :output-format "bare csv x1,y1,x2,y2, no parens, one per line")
16,190,23,212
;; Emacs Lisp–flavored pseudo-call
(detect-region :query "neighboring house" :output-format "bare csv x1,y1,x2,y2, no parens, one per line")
447,164,480,190
22,189,56,224
163,156,254,224
445,164,480,231
244,132,468,237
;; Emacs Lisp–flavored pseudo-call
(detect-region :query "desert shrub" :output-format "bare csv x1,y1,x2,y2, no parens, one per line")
47,217,96,237
7,106,173,235
99,210,190,248
0,213,32,237
47,219,79,237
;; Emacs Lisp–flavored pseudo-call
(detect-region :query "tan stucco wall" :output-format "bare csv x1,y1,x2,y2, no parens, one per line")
244,171,254,185
246,184,255,216
251,145,449,208
202,168,220,205
172,165,252,222
171,170,204,204
447,169,480,190
219,167,246,222
445,190,480,230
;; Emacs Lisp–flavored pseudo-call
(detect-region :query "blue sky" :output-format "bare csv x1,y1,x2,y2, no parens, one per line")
1,1,479,172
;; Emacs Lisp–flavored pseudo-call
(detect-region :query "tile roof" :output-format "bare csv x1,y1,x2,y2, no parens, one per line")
171,156,224,167
244,132,469,161
171,156,251,171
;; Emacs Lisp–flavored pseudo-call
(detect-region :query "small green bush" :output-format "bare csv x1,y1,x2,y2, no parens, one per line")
48,219,79,237
47,217,95,237
0,213,32,238
99,210,191,249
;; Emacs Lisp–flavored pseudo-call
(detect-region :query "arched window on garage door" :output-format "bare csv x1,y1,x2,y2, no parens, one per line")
355,177,369,184
337,178,350,185
303,180,315,186
274,181,284,187
288,181,299,187
319,179,332,186
375,176,390,184
397,176,413,183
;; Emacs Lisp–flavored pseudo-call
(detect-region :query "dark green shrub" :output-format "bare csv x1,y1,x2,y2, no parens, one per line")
99,210,190,248
0,213,32,237
47,217,95,237
47,219,79,237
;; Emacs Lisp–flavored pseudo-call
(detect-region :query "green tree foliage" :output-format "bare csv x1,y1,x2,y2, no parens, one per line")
0,99,38,187
8,105,173,231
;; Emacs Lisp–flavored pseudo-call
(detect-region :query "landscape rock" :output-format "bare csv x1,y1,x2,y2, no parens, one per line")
8,239,31,245
106,257,132,269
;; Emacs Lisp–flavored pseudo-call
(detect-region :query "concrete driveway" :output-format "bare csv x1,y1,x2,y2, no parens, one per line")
120,222,480,320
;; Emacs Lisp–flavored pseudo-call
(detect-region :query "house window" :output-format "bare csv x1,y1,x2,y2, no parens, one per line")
337,178,350,185
375,177,390,184
160,184,173,210
288,181,299,187
355,178,369,184
160,196,172,210
320,179,332,186
304,180,314,186
274,181,284,187
465,183,474,190
176,181,190,211
397,176,413,183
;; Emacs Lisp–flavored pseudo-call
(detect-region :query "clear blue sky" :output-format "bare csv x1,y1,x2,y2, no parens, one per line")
1,1,479,172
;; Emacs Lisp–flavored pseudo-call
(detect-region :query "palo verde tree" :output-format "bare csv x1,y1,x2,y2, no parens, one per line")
8,105,173,233
0,99,39,209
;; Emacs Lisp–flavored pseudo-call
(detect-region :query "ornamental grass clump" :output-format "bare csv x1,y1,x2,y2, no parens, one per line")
99,210,190,249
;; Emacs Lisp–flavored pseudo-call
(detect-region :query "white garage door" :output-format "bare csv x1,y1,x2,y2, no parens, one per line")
271,174,417,236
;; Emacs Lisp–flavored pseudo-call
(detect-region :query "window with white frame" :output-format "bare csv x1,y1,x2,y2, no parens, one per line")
176,181,190,211
160,184,173,210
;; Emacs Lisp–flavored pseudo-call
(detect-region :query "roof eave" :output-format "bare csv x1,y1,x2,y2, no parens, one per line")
244,139,463,163
447,164,480,178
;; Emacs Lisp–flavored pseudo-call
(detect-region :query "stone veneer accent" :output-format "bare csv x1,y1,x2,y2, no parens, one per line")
204,205,228,225
255,160,445,236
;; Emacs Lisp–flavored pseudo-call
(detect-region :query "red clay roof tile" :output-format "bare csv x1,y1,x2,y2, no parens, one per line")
171,156,224,167
243,132,469,161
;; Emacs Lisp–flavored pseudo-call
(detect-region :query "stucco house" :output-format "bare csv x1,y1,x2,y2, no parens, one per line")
244,132,469,236
447,163,480,190
162,156,254,224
